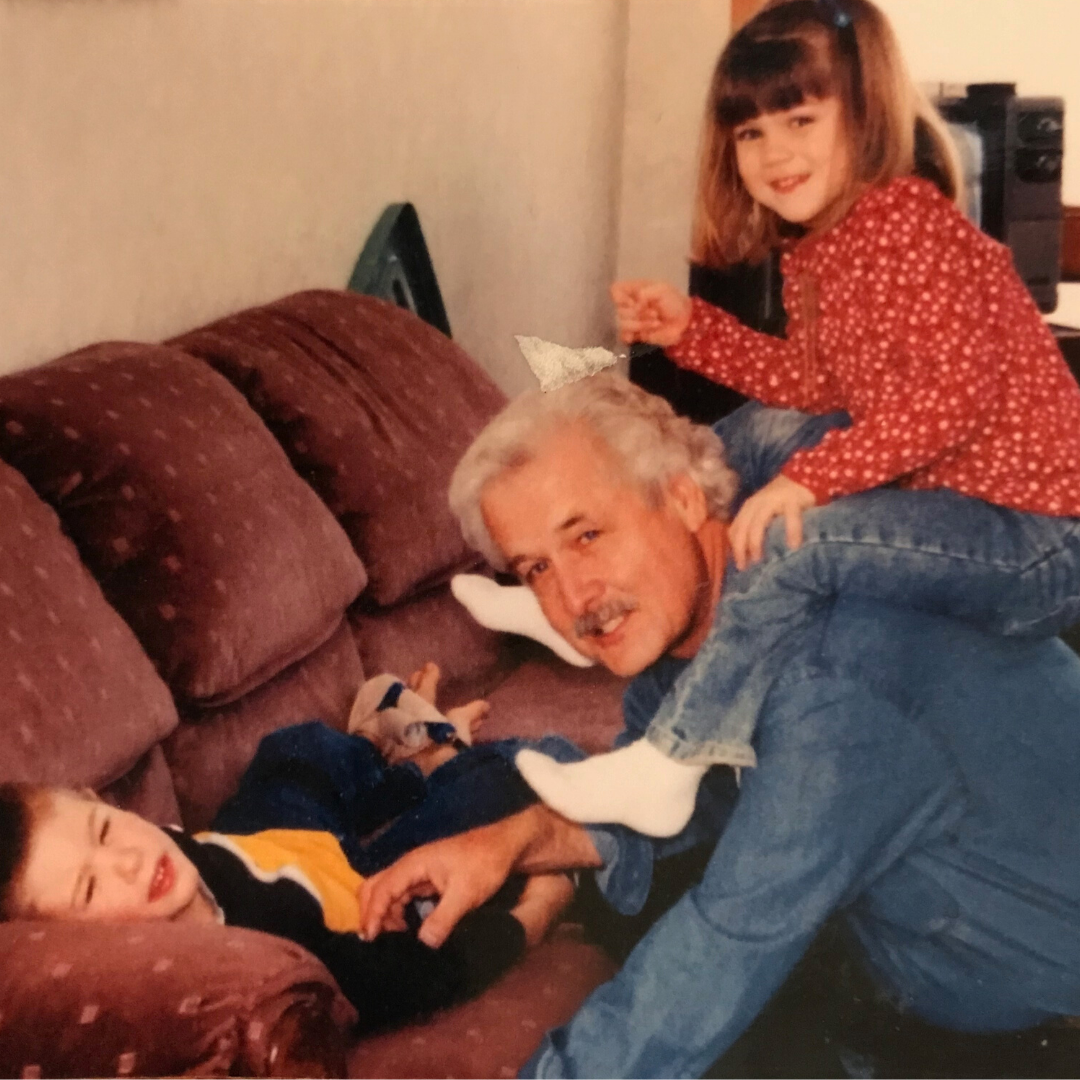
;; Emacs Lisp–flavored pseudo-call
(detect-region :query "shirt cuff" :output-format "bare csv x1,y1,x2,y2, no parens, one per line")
586,824,655,916
665,297,727,366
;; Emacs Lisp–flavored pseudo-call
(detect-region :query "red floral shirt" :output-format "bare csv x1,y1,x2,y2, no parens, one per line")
668,176,1080,515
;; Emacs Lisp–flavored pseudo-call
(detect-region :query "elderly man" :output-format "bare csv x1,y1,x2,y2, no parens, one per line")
361,375,1080,1078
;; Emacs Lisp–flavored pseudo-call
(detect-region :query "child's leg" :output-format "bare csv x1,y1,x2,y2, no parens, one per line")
451,574,594,666
516,489,1080,836
356,735,584,872
211,721,427,847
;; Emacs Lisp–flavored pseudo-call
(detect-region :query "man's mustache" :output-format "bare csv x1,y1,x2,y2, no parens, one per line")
574,596,639,638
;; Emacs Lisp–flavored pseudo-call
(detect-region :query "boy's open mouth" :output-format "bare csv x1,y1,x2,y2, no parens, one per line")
148,853,175,903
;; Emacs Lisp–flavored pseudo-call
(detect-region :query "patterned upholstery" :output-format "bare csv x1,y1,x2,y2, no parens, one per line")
350,925,617,1079
0,343,366,703
0,291,632,1078
0,920,355,1078
165,617,364,831
172,291,508,607
349,581,506,699
0,458,177,789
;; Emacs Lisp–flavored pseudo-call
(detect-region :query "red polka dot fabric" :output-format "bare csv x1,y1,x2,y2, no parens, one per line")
669,177,1080,514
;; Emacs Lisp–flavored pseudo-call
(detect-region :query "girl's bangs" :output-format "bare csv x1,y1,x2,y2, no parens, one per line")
716,36,837,129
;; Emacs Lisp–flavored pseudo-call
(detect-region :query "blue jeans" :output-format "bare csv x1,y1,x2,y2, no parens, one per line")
212,721,584,875
646,405,1080,767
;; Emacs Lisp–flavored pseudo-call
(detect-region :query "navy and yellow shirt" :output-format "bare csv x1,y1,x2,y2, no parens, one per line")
168,827,524,1032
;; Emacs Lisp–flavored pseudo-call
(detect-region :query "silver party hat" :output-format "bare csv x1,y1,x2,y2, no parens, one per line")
515,335,619,393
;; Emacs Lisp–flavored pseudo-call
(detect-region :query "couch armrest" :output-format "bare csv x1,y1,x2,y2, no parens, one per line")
0,920,356,1078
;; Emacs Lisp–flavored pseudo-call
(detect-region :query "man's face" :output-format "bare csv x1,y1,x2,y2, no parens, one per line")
15,791,203,922
481,424,711,677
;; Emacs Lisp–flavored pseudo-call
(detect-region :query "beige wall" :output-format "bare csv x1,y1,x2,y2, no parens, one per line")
615,0,730,288
0,0,627,394
6,1,1073,392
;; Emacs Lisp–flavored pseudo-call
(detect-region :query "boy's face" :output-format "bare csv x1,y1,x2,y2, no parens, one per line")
15,791,204,922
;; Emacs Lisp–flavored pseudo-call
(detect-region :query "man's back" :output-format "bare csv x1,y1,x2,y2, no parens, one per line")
807,598,1080,1029
558,599,1080,1078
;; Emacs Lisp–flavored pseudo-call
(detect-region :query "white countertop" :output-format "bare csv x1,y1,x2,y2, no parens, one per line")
1048,282,1080,329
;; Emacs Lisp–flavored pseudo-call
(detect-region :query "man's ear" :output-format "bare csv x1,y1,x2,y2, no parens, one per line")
666,473,709,532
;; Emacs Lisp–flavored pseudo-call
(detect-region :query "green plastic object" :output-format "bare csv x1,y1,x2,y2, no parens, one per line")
348,203,452,337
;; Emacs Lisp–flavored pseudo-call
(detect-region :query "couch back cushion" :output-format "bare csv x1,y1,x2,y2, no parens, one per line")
171,291,508,607
165,617,364,831
0,343,366,703
0,460,178,788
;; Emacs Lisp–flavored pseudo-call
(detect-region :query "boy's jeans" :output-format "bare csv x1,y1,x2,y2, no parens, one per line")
211,720,584,875
647,405,1080,767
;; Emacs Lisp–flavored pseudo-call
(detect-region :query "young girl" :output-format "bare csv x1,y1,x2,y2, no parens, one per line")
510,0,1080,837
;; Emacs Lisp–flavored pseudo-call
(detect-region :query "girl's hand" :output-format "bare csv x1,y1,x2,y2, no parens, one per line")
610,280,693,348
729,475,816,571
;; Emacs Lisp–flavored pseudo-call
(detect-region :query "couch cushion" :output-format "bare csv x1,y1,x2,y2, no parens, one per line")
0,460,177,790
349,924,617,1079
165,617,364,831
100,744,182,827
0,343,366,703
0,920,355,1079
171,290,508,607
349,581,505,697
478,653,628,755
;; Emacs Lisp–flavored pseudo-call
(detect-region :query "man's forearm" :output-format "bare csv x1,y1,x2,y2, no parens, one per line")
358,803,604,947
499,804,603,875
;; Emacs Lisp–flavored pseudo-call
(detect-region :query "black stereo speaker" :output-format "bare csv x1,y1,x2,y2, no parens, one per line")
938,83,1064,313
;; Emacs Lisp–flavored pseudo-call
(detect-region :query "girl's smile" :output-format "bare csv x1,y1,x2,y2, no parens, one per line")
733,95,851,225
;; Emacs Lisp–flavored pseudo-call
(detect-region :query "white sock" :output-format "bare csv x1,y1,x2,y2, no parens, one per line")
515,739,707,838
451,574,594,668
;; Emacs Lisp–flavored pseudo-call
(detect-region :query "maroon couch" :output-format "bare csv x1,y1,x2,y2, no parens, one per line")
0,291,625,1078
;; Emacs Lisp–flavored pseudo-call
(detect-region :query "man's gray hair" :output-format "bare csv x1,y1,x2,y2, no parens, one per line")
449,372,740,570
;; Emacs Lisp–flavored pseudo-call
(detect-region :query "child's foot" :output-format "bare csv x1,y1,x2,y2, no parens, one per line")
451,574,594,668
515,740,707,838
444,698,489,744
407,661,441,704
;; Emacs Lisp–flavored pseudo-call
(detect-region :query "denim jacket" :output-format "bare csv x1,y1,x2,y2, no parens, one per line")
523,408,1080,1078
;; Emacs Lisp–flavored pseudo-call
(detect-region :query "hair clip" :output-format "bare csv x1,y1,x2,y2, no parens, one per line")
816,0,853,29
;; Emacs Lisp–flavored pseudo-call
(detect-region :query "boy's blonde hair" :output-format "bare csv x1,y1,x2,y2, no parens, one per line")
692,0,962,267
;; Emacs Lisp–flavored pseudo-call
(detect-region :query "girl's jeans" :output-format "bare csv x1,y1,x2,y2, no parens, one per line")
646,404,1080,767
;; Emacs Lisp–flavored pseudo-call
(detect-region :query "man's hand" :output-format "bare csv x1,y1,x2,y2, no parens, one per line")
359,820,522,948
359,806,602,948
729,475,817,571
611,280,693,348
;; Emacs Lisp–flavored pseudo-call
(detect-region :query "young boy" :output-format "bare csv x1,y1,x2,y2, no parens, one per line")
0,668,575,1034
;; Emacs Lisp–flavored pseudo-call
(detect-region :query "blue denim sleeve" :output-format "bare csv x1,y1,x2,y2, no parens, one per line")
522,672,959,1079
585,664,735,914
584,672,669,914
715,403,851,506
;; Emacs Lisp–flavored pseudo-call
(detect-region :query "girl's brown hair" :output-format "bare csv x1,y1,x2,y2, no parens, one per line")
692,0,962,267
